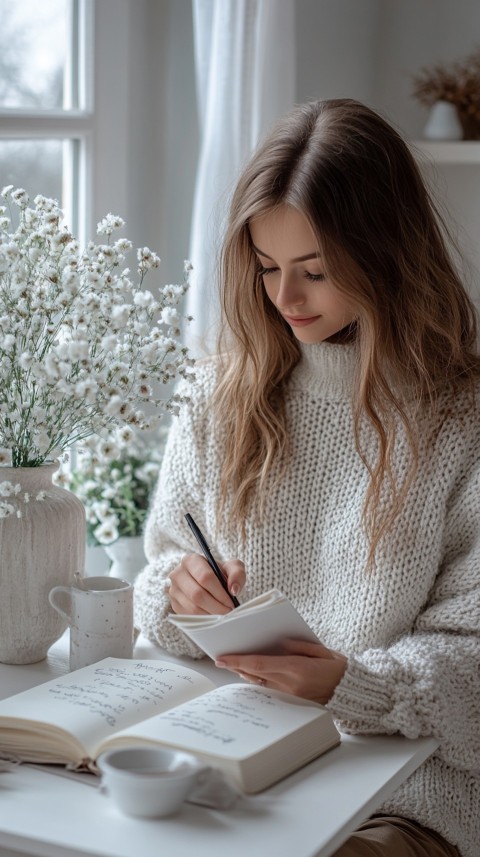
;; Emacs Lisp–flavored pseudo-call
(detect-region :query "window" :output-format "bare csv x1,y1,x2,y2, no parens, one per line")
0,0,185,280
0,0,93,240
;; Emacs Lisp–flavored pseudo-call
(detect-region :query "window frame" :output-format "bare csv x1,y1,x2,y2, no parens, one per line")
0,0,95,243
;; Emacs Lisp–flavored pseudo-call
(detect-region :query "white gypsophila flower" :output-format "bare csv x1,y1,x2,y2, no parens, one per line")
98,440,118,460
67,340,89,361
101,334,119,352
133,321,151,336
85,508,98,524
0,190,194,468
94,518,120,545
136,383,152,399
111,305,131,328
75,380,99,404
53,470,69,487
96,214,125,235
115,425,135,445
101,486,116,500
137,247,161,273
11,188,29,208
3,334,16,351
133,290,154,309
160,307,180,326
36,432,52,455
83,479,98,493
114,238,133,253
105,396,124,417
92,500,114,522
19,352,33,370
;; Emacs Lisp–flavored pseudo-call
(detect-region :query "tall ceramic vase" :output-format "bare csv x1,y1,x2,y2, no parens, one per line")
0,461,86,664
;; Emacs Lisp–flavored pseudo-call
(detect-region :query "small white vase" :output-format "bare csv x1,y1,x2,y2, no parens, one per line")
0,462,86,664
104,535,146,584
423,100,463,141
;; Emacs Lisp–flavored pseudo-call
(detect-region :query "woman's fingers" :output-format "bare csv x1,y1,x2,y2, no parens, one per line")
168,553,237,614
215,645,348,704
222,558,246,598
281,637,337,659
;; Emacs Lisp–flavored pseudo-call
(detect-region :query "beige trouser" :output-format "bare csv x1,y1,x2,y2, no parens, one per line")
331,816,460,856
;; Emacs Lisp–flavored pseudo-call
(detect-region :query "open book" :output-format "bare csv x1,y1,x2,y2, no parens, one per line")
168,588,320,660
0,658,340,794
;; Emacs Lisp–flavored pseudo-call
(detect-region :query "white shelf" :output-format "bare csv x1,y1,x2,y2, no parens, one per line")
412,141,480,164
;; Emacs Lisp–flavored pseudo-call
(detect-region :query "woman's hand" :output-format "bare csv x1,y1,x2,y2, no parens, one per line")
168,553,246,615
215,639,348,705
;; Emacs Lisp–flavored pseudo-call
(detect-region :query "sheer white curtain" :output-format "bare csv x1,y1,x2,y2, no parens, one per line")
186,0,296,355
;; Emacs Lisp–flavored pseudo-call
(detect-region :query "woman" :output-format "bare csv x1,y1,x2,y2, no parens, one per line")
135,99,480,856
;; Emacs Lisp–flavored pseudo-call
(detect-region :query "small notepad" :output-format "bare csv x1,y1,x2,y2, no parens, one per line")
168,588,319,660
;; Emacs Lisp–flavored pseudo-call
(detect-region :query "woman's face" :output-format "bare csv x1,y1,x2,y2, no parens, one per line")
250,206,358,344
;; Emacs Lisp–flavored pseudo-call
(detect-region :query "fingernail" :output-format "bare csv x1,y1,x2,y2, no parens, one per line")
215,660,226,668
230,583,239,596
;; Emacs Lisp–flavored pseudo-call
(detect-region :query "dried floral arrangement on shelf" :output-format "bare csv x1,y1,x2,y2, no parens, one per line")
412,47,480,140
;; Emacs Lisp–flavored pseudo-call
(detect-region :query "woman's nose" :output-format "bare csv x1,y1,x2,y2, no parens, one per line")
276,273,306,309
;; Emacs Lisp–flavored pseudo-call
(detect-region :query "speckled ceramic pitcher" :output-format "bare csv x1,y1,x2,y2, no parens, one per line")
49,575,134,670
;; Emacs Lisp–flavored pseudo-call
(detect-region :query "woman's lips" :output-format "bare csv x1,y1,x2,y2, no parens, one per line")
283,315,321,327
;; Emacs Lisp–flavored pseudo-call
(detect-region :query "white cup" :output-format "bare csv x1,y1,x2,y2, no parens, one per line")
97,747,207,818
49,576,134,671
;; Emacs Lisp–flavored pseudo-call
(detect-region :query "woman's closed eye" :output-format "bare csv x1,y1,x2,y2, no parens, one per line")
304,271,326,282
258,265,326,282
257,265,279,276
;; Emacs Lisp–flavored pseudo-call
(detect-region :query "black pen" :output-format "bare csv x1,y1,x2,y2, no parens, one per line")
184,513,240,608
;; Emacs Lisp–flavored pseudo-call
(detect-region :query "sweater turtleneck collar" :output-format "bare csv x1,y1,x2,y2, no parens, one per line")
291,341,358,400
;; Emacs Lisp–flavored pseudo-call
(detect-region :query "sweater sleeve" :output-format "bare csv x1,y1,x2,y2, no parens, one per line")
327,440,480,773
134,365,217,658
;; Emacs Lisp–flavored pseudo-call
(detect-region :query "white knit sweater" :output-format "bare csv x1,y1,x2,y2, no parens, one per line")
135,342,480,857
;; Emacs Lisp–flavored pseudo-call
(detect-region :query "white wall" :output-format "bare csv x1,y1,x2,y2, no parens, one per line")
96,1,480,303
293,0,480,302
295,0,380,105
93,0,197,286
373,0,480,138
94,0,167,248
294,0,480,137
161,0,198,284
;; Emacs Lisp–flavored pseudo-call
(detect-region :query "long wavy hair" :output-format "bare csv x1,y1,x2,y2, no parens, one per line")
213,98,480,561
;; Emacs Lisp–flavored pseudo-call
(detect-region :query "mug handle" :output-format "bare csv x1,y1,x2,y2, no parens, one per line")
48,586,73,624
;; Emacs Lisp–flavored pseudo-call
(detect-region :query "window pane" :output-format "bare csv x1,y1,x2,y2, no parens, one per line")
0,0,71,110
0,139,63,203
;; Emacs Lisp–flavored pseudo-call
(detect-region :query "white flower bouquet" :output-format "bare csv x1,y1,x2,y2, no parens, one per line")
57,432,163,546
0,186,195,468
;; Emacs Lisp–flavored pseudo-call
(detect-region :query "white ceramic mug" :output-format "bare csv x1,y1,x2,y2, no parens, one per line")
97,748,207,818
49,576,134,670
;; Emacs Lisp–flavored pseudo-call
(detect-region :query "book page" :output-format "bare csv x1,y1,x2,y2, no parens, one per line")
168,589,319,659
0,658,215,758
102,683,326,759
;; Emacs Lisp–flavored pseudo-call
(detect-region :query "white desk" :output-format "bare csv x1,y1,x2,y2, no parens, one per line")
0,633,438,857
